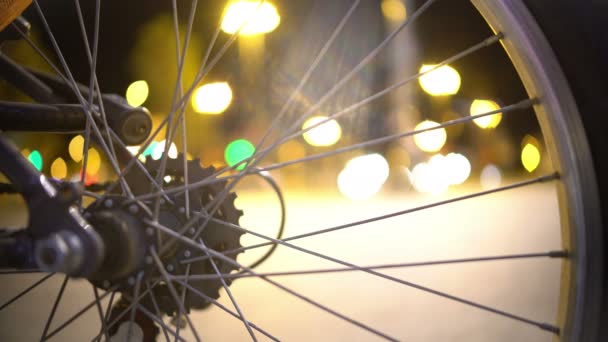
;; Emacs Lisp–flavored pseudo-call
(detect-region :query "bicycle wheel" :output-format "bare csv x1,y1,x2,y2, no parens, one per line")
0,0,605,341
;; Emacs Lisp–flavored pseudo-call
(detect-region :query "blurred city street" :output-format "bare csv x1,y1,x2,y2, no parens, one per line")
0,181,562,341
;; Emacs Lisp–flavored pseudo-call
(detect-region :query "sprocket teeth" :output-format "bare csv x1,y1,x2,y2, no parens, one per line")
128,153,245,314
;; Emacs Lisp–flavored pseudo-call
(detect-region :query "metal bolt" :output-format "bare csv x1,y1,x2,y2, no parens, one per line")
129,204,139,214
146,227,155,236
166,264,174,272
104,199,113,208
34,231,84,275
189,228,196,235
145,256,153,264
178,207,186,214
127,277,135,286
102,280,111,288
183,250,191,258
83,212,91,219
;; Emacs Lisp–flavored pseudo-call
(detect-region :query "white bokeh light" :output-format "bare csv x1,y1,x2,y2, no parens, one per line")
338,154,390,201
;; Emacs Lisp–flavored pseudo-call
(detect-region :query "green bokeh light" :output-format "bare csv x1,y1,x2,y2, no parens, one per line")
143,141,157,157
225,139,255,171
28,150,43,171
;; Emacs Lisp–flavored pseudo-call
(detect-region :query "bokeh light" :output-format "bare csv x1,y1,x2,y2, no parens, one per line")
85,148,101,175
480,164,502,189
192,82,233,115
414,120,447,153
338,154,389,201
125,80,149,107
152,140,178,160
126,146,147,162
409,153,471,194
50,157,67,179
302,116,342,147
221,1,280,36
28,150,43,171
418,64,461,96
444,152,471,185
381,0,406,23
143,141,158,157
521,143,541,173
470,99,502,129
225,139,255,171
68,135,84,162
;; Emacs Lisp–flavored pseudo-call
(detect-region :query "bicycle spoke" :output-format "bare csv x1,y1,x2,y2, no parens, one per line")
146,282,172,342
153,0,200,227
260,97,530,173
174,264,190,342
131,33,505,203
184,174,558,262
40,275,68,340
91,285,110,342
126,272,144,342
101,0,263,199
199,239,257,341
176,250,567,281
89,282,160,342
120,292,188,342
43,284,119,341
172,279,280,341
153,218,561,335
150,248,202,342
254,0,361,151
266,0,440,146
92,290,115,342
149,221,400,341
0,273,54,311
31,1,134,197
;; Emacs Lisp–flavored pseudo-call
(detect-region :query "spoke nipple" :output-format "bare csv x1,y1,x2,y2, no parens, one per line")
129,204,139,213
104,199,113,208
539,322,560,335
145,227,155,236
184,250,191,258
166,264,174,272
127,277,135,286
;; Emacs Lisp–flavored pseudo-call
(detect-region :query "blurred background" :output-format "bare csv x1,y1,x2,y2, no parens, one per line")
0,0,562,341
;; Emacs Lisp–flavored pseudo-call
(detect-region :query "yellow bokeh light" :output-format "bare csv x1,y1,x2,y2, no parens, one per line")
192,82,233,114
302,116,342,147
20,148,31,159
418,64,461,96
50,157,67,179
69,135,84,162
521,143,541,172
413,120,447,153
470,99,502,129
338,154,389,201
381,0,406,23
126,146,147,162
221,1,280,36
85,148,101,175
125,80,149,107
